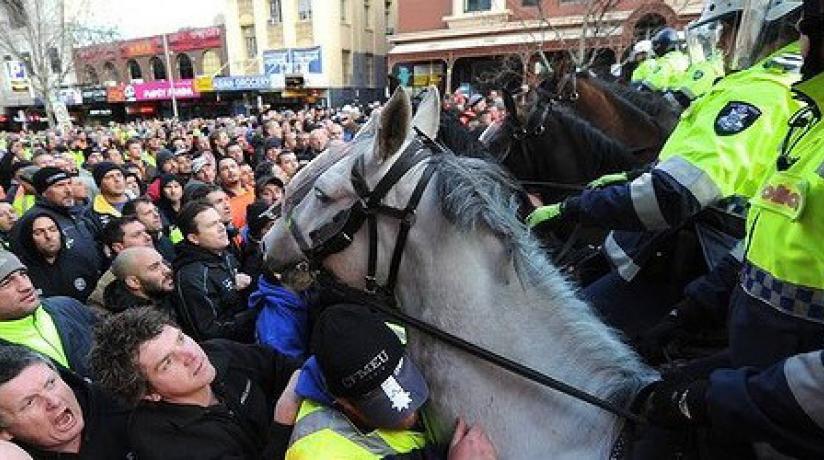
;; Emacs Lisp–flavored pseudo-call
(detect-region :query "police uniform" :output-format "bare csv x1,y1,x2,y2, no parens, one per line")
726,70,824,368
643,50,691,92
672,53,726,104
631,58,659,85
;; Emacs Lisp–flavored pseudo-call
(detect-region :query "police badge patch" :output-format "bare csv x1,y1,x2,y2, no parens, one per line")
714,101,762,136
693,70,704,80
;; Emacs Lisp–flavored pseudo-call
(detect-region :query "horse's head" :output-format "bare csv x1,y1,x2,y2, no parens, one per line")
262,86,441,287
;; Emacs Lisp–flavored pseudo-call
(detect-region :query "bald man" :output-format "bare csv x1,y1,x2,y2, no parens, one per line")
101,247,177,317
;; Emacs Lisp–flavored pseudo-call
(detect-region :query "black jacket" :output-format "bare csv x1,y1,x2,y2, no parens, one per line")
128,340,298,460
0,296,97,379
173,242,256,342
11,208,101,302
21,369,132,459
21,198,104,267
153,231,176,262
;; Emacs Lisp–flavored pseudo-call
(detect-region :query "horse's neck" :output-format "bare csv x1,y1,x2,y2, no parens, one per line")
396,222,650,451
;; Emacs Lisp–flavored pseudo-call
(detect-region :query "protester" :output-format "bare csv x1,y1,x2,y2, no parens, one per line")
0,201,17,249
103,247,176,316
90,307,299,459
122,197,176,261
0,345,132,459
0,250,96,377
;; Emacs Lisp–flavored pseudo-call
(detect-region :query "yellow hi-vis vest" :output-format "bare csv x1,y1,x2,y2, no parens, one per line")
741,71,824,323
674,54,725,101
643,50,690,91
631,58,658,84
286,400,427,460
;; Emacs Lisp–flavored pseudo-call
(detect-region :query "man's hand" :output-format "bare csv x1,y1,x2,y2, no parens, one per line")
274,370,302,425
641,379,709,429
587,172,629,189
235,273,252,291
526,203,563,228
448,418,497,460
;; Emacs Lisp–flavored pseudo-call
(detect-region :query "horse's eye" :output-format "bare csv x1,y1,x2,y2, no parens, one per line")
314,188,331,202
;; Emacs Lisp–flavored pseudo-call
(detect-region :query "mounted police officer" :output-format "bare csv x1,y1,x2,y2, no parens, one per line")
528,0,804,338
669,15,729,107
641,1,824,456
642,27,690,92
630,39,658,87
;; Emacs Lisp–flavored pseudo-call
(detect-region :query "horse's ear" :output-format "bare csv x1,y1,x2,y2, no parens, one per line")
411,86,440,140
375,86,412,161
502,90,519,122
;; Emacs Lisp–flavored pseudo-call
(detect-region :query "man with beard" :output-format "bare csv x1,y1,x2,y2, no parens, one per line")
103,247,176,317
122,197,176,262
0,250,96,378
11,212,99,302
0,345,132,459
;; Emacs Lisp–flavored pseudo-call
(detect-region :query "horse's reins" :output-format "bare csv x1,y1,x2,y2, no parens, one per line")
285,130,645,425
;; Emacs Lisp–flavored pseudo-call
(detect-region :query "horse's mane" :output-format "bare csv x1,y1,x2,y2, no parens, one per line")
548,105,639,166
593,78,678,119
436,109,494,160
433,153,651,395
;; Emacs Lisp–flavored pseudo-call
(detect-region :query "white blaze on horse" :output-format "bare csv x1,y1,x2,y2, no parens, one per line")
262,87,655,458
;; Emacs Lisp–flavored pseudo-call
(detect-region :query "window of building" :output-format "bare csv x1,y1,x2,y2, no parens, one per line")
364,0,371,29
237,0,253,15
84,65,99,85
365,53,374,86
340,0,348,23
127,59,142,80
102,61,119,82
150,56,166,80
177,53,194,79
341,49,351,85
464,0,491,12
298,0,312,20
47,47,61,74
385,0,394,34
242,25,257,58
522,0,539,5
202,50,222,76
269,0,282,23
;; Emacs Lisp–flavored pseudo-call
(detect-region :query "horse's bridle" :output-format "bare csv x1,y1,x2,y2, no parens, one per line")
287,132,439,295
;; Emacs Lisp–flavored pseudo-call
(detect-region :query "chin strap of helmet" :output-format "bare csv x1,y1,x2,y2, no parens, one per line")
801,0,824,80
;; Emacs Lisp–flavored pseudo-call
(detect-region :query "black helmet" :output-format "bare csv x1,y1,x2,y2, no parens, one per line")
652,27,680,55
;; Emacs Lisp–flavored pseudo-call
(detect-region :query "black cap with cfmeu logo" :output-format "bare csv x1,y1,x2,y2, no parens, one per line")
311,304,429,427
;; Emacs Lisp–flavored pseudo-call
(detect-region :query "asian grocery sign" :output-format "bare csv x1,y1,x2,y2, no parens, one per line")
262,47,322,75
212,75,273,92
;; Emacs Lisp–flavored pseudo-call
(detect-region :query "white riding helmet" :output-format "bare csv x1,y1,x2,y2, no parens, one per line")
633,39,653,55
694,0,745,27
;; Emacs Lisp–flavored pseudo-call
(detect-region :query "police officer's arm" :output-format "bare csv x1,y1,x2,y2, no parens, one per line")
707,350,824,458
564,159,713,231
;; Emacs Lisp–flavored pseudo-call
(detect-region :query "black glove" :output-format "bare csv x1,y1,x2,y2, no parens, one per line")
634,297,708,362
642,378,710,429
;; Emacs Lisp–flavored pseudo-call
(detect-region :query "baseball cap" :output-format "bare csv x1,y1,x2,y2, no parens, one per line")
0,250,25,283
312,304,429,428
191,156,210,174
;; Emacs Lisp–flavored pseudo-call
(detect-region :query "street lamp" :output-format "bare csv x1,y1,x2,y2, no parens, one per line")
162,34,178,118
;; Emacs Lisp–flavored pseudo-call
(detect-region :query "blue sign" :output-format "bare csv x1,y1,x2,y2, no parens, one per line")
263,47,323,75
212,75,273,91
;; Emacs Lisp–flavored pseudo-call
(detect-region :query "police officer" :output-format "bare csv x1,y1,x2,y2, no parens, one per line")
668,17,729,107
528,0,804,337
640,3,824,456
643,27,691,92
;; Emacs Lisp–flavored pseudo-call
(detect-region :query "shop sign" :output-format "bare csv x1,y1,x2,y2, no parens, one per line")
129,79,199,101
81,85,108,103
106,84,126,103
88,108,113,117
193,75,214,92
5,61,29,92
212,75,273,92
263,46,322,75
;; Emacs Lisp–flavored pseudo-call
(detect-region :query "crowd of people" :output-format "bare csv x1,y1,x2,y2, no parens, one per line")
0,104,498,459
2,0,824,457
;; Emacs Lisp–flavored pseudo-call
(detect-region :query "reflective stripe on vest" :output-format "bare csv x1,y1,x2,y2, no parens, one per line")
784,350,824,430
629,172,668,229
287,400,427,460
657,156,722,208
604,232,641,281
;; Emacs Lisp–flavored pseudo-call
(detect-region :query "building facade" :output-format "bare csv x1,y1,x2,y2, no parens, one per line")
73,26,228,121
223,0,394,107
389,0,702,95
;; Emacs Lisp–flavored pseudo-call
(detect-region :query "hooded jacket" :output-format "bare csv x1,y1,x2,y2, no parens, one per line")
11,209,101,302
19,197,104,272
102,278,177,319
173,242,256,342
250,275,310,361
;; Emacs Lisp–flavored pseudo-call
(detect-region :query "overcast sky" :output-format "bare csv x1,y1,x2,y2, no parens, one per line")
86,0,225,39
